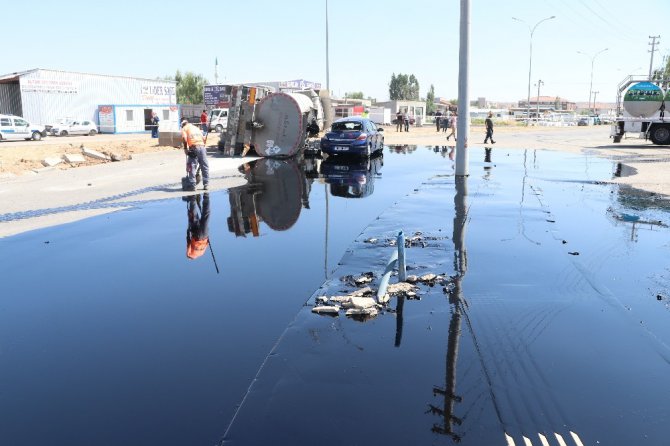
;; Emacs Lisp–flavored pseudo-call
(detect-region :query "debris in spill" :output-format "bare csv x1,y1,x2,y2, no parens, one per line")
345,307,379,320
562,240,567,244
354,273,374,286
387,282,416,294
342,296,377,310
405,275,419,283
348,287,374,297
312,305,340,315
364,238,378,244
568,251,580,256
657,294,665,301
315,296,329,305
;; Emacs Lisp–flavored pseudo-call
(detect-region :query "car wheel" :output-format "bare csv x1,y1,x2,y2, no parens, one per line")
88,129,97,136
31,131,42,141
60,130,68,136
215,124,223,133
650,125,670,145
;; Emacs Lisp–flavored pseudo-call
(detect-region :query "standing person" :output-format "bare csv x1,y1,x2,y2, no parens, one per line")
181,118,209,191
446,112,457,141
435,110,442,132
660,101,666,121
151,112,160,138
200,109,208,134
185,193,210,261
484,111,496,144
442,111,450,132
396,110,403,132
404,113,410,132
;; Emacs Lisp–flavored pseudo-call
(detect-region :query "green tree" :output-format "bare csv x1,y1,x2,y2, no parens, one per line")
652,54,670,89
426,84,436,114
345,91,364,99
389,73,420,100
163,70,209,104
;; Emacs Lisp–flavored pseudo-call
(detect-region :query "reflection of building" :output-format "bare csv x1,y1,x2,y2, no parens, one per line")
0,68,178,133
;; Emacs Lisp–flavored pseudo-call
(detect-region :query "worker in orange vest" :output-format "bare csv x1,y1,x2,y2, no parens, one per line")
186,193,210,260
181,118,209,191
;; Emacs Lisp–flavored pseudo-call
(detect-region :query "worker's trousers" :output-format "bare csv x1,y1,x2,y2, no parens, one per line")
186,145,209,187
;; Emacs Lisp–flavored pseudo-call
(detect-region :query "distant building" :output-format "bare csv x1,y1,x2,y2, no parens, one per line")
375,100,427,125
518,95,577,112
0,68,179,133
245,79,322,93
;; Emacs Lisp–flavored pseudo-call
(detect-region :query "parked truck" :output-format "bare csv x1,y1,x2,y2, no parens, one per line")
611,75,670,145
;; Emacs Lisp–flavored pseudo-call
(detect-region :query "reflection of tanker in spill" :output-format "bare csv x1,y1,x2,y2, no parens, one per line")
227,158,310,236
320,154,383,199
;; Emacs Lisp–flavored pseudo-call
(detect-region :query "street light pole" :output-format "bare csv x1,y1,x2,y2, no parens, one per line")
513,15,555,125
535,79,544,119
577,48,607,114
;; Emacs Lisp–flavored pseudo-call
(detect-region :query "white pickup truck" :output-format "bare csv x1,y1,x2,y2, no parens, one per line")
208,108,229,132
0,114,47,141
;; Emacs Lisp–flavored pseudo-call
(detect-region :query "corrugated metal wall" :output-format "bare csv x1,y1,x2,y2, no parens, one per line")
19,69,176,128
0,83,22,116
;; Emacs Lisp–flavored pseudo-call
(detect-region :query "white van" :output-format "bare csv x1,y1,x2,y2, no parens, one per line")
0,115,47,141
208,108,229,132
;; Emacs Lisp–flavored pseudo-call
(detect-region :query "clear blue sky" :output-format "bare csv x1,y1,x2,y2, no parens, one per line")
4,0,669,104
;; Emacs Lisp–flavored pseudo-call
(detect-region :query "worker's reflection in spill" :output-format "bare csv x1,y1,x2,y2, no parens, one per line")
185,193,210,261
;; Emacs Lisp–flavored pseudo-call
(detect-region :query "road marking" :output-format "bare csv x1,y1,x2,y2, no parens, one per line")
523,436,533,446
555,433,568,446
505,433,516,446
538,433,551,446
570,431,585,446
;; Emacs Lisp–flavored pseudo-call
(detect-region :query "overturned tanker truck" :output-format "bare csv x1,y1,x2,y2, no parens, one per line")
611,76,670,145
210,84,331,157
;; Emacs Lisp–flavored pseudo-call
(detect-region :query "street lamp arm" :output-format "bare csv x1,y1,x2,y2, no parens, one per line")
530,15,556,37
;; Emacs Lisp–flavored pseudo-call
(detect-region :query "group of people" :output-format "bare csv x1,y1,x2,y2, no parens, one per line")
395,111,412,132
433,111,459,141
432,110,496,144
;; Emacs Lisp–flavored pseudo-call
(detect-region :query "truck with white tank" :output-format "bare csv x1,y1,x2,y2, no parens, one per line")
204,84,330,157
611,76,670,145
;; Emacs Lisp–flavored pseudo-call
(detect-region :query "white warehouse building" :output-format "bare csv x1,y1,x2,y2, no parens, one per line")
0,68,180,133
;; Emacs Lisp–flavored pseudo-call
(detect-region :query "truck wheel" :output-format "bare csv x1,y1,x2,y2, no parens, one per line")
60,130,68,136
650,125,670,145
31,131,42,141
215,124,223,133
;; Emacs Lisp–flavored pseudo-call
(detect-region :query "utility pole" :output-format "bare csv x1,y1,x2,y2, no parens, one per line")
592,91,599,113
455,0,470,176
325,0,330,93
535,79,544,120
214,57,218,85
648,35,660,79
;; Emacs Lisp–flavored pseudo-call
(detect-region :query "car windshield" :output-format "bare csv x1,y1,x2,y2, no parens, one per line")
332,121,363,132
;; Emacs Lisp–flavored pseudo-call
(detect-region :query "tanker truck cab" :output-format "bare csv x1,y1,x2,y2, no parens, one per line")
0,115,47,141
208,108,229,133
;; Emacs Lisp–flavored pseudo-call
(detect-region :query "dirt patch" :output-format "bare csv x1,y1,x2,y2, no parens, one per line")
0,135,180,176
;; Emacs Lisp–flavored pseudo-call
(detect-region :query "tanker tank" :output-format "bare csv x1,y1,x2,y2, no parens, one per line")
252,92,316,157
622,82,664,117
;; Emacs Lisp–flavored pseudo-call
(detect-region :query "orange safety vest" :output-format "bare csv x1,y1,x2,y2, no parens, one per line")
187,237,209,259
182,123,205,148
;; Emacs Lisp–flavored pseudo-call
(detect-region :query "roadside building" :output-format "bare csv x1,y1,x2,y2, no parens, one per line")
375,100,427,125
0,68,179,133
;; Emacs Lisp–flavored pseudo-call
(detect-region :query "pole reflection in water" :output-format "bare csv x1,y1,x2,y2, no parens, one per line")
428,176,468,442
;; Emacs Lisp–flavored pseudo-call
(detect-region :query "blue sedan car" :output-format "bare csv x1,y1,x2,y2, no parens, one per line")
320,117,384,157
